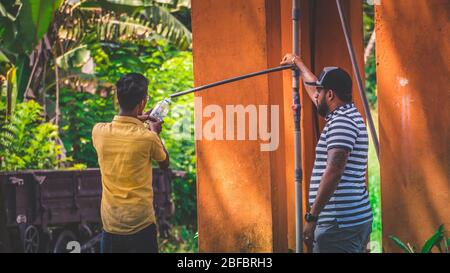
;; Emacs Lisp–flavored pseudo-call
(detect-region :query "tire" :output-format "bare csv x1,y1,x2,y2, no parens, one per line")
53,230,78,253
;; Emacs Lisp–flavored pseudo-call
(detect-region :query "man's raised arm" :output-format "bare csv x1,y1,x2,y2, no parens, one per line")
280,53,319,105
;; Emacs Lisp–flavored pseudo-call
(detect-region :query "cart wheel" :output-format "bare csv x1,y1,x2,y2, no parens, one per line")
79,224,96,253
23,225,39,253
53,230,77,253
38,229,51,253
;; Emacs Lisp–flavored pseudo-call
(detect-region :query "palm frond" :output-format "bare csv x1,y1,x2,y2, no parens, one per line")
139,5,191,50
61,1,192,50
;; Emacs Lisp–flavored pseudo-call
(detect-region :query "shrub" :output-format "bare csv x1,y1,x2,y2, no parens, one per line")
0,100,64,171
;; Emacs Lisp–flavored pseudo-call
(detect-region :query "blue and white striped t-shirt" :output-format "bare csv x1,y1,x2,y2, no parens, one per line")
309,102,373,228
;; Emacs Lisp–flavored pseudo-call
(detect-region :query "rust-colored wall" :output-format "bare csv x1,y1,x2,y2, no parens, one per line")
376,0,450,252
192,0,283,252
192,0,365,252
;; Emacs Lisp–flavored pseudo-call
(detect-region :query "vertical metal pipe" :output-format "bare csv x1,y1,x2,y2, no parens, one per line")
336,0,380,160
292,0,303,253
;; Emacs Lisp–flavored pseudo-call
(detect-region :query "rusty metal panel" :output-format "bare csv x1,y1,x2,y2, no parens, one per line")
376,0,450,252
192,0,282,252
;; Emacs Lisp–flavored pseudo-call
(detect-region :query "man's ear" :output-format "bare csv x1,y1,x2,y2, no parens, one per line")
327,89,335,101
136,98,146,114
142,97,148,109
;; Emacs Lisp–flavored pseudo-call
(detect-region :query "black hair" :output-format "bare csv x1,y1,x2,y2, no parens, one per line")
116,73,148,111
333,87,352,103
319,67,353,103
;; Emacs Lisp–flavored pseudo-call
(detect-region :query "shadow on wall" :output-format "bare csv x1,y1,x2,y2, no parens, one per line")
376,0,450,252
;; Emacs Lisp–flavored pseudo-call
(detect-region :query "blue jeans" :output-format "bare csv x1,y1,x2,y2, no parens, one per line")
100,224,158,253
313,220,372,253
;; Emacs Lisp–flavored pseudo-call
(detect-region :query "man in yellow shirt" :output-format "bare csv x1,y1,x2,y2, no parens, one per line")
92,73,169,253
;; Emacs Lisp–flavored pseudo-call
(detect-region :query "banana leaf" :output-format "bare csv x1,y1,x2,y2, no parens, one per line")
16,0,63,54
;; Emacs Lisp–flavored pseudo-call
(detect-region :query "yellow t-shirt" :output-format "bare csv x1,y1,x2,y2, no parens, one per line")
92,115,166,235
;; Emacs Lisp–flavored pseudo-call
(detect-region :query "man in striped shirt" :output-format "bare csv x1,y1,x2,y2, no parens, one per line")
281,54,373,253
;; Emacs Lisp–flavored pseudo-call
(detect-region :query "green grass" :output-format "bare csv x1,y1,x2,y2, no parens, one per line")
368,109,382,253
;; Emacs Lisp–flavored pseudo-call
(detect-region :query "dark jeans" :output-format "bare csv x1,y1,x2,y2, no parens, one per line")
101,224,158,253
313,220,372,253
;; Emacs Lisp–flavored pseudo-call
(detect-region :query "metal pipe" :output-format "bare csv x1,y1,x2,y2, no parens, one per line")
336,0,380,160
170,65,293,99
292,0,303,253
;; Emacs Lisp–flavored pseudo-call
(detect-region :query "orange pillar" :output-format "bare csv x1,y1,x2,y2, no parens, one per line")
192,0,364,252
192,0,287,252
376,0,450,252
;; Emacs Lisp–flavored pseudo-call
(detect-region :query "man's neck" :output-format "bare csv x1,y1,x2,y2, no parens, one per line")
118,110,138,118
327,101,348,115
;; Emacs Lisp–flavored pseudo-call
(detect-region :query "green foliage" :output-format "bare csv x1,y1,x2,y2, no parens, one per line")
145,50,193,100
63,0,192,50
364,5,381,253
1,0,193,107
421,225,446,253
90,39,180,84
367,110,382,253
389,235,415,253
52,40,189,170
363,2,377,107
145,50,196,227
16,0,62,54
0,0,62,101
0,100,63,171
159,225,198,253
57,88,116,167
0,0,62,57
56,45,92,71
389,224,449,253
363,3,375,45
365,55,377,106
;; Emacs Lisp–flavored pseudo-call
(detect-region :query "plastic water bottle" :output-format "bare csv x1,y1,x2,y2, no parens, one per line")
150,98,171,122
